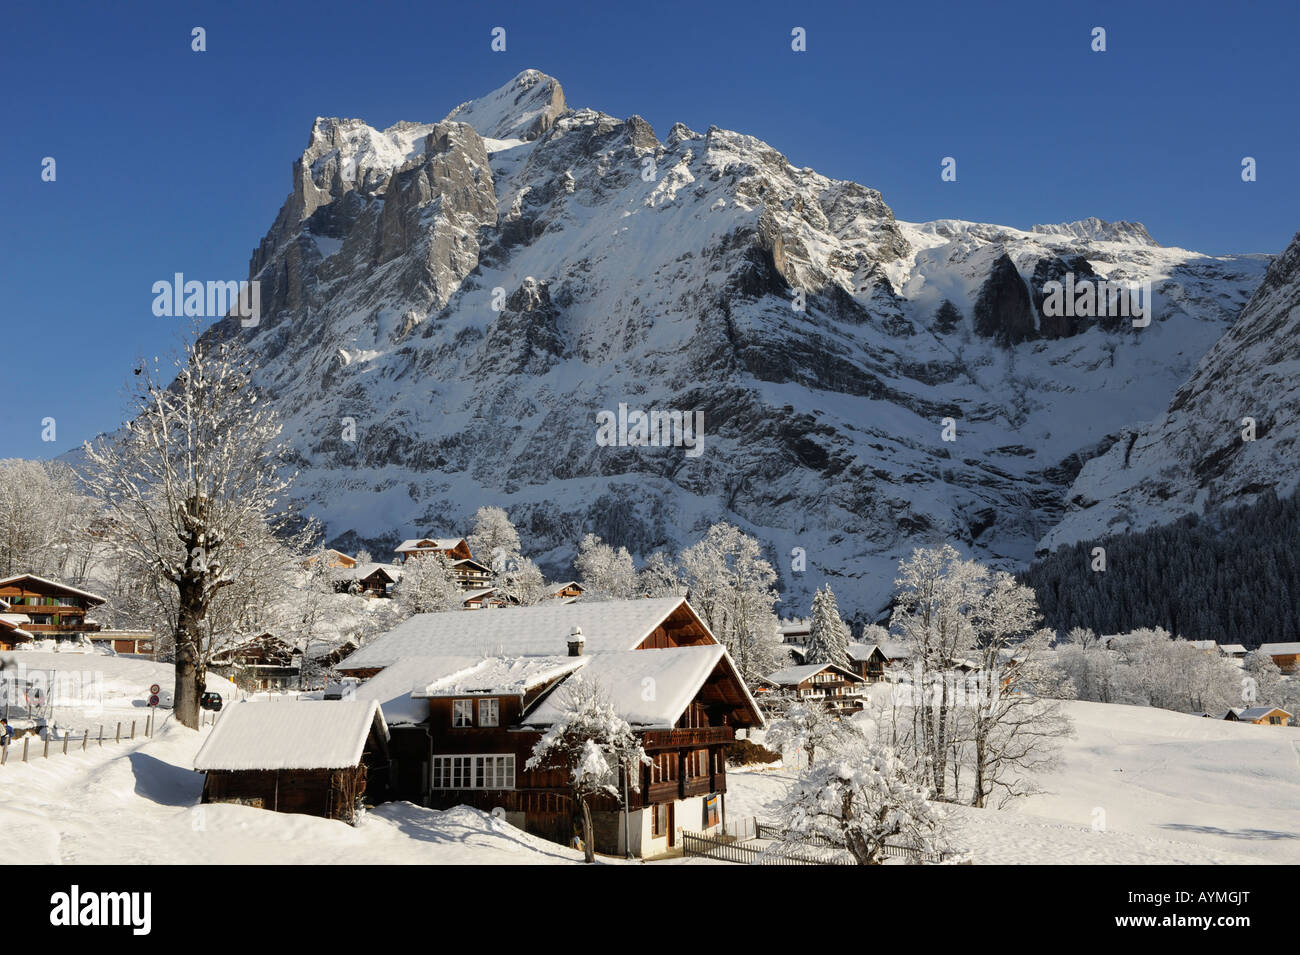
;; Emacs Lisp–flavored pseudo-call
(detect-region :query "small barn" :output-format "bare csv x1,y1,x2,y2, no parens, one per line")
194,700,389,824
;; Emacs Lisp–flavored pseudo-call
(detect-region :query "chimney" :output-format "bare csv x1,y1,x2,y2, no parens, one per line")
567,625,585,657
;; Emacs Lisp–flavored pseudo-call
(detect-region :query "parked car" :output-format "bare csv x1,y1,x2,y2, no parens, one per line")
200,691,223,712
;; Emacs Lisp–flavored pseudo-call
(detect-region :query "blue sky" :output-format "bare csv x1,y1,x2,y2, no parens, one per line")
1,0,1296,460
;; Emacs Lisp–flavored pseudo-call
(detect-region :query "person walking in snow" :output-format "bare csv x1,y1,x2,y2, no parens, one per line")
0,718,12,747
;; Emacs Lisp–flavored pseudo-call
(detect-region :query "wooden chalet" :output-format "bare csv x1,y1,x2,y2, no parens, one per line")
846,642,888,681
549,581,585,601
1258,643,1300,674
194,700,389,824
341,596,763,857
394,537,474,564
0,575,104,645
332,562,400,598
450,558,493,591
764,661,869,713
305,549,357,570
0,606,36,651
1224,706,1293,726
211,634,302,690
1219,643,1249,660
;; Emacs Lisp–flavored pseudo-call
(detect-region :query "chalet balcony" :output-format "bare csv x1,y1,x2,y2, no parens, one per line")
23,622,100,633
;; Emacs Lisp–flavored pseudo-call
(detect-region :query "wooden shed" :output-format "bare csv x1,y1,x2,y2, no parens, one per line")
194,699,389,824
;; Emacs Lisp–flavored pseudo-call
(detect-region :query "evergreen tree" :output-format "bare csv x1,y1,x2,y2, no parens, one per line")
805,585,850,668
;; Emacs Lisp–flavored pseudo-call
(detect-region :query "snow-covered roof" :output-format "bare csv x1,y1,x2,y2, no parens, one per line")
519,645,752,730
878,641,913,659
396,538,466,553
846,642,884,662
339,596,700,669
1186,640,1218,651
1258,642,1300,655
765,662,863,686
332,562,399,582
0,613,32,626
0,574,106,605
348,654,588,724
194,700,387,771
1220,644,1249,654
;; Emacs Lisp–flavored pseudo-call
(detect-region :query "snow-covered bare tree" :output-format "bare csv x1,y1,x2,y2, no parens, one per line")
1241,651,1285,708
888,545,984,800
492,554,548,606
0,459,94,578
805,585,850,668
638,550,682,597
678,522,782,686
764,696,842,768
80,338,294,728
392,552,463,615
525,677,649,863
575,533,638,599
769,711,953,865
466,505,522,564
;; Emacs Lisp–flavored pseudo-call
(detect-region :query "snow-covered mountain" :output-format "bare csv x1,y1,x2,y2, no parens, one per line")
205,69,1276,618
1040,228,1300,552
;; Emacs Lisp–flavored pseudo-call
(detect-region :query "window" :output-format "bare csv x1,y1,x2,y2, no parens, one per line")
452,699,473,727
652,803,668,837
478,699,499,727
1269,716,1282,725
432,755,514,790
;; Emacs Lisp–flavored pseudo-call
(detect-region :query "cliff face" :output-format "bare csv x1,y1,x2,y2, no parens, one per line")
201,70,1274,617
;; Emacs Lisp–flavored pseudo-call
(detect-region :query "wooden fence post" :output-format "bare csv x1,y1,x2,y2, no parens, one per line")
98,725,103,747
23,737,29,762
62,733,69,755
43,735,49,758
82,729,88,752
131,720,136,740
2,741,7,766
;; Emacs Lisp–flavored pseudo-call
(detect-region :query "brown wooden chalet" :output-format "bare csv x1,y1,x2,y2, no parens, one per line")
343,596,763,857
450,558,493,591
89,630,155,655
0,575,105,644
763,661,869,713
305,549,357,570
211,634,302,690
0,607,36,651
194,699,389,824
332,562,400,598
394,537,474,564
1258,643,1300,675
846,642,888,681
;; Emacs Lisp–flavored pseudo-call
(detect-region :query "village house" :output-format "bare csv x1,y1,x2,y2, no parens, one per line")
846,642,889,681
450,558,493,591
332,562,400,598
1223,706,1293,726
762,662,870,713
305,549,357,570
394,537,474,564
0,601,35,651
340,596,763,857
1257,642,1300,674
1219,643,1249,660
210,634,302,691
548,581,585,602
194,699,389,824
0,574,105,645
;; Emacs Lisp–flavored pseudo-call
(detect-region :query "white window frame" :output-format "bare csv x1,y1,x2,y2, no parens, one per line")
431,754,515,790
452,699,473,727
478,698,499,727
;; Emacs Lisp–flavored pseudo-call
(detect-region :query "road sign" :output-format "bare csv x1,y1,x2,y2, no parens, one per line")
148,694,160,707
149,684,160,695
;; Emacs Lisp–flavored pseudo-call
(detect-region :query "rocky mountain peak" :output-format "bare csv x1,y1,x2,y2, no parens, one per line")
1031,217,1158,247
442,69,567,142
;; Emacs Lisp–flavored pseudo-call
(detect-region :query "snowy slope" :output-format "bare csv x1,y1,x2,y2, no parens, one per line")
1042,229,1300,550
197,69,1276,618
729,699,1300,865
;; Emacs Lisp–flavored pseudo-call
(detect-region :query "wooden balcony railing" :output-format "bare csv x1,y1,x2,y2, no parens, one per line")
641,726,734,748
